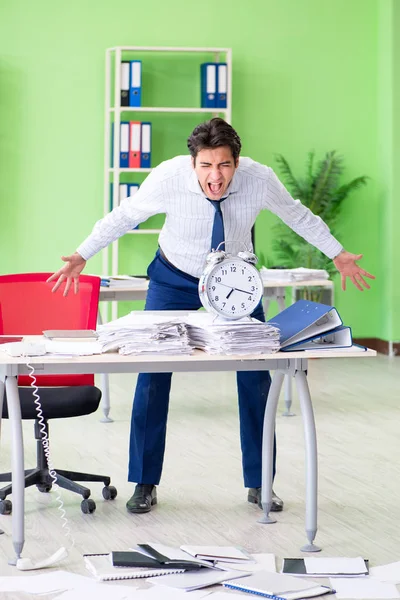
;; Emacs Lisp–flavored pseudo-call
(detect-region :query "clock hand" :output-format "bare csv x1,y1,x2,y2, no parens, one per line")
226,288,234,299
217,282,253,294
233,287,253,295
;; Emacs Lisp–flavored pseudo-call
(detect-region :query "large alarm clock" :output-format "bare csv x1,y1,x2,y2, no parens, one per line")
198,248,264,319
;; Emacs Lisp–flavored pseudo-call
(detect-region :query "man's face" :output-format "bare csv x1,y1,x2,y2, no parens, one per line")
192,146,239,200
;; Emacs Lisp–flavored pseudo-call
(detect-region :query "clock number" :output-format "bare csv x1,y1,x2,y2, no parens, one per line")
248,276,252,282
251,286,255,291
212,286,216,291
248,296,252,301
222,269,227,275
241,269,245,274
231,305,235,311
241,303,245,309
230,266,236,272
222,302,226,307
215,277,221,282
215,296,219,301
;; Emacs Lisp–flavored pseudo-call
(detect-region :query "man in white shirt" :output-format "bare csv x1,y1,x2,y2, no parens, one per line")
48,118,374,514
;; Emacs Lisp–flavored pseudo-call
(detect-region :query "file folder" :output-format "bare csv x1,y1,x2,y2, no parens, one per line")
120,122,130,168
267,300,343,349
128,183,140,229
129,121,141,168
201,63,217,108
129,60,142,107
216,63,227,108
120,61,130,106
280,325,352,352
119,183,129,206
140,122,152,168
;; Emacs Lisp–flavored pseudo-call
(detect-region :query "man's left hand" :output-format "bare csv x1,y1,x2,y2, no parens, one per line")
333,250,375,291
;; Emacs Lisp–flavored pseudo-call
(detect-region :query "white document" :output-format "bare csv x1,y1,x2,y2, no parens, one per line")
304,556,368,575
57,582,138,600
0,571,96,594
150,568,249,591
370,561,400,584
330,576,400,599
181,545,251,562
217,552,276,573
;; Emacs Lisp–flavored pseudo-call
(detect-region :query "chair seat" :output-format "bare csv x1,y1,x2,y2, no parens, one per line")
2,386,102,420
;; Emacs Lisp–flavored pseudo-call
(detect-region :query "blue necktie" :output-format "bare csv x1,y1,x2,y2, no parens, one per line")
208,199,225,252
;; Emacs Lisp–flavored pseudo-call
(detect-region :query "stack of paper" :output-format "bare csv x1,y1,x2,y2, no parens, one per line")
184,313,280,355
260,267,329,282
97,312,192,356
100,275,147,288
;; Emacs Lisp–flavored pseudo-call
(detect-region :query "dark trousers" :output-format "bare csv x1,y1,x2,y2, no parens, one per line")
128,250,276,488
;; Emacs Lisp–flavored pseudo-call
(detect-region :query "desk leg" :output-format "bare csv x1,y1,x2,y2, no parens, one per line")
259,370,285,524
5,376,25,562
0,377,4,535
97,309,113,423
276,294,295,418
295,370,321,552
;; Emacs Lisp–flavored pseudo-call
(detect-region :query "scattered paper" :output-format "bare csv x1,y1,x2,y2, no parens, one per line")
217,553,276,573
56,582,138,600
305,556,368,575
330,576,400,599
370,561,400,584
0,571,96,594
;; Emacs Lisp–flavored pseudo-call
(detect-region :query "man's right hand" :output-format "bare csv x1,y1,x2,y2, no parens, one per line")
46,252,87,296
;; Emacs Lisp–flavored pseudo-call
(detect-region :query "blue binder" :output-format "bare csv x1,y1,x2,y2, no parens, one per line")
201,63,217,108
267,300,343,349
280,325,352,352
129,60,142,107
216,63,227,108
120,121,130,168
140,122,151,168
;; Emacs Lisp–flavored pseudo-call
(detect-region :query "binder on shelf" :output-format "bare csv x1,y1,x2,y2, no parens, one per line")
129,60,142,107
267,300,343,349
120,121,130,168
119,183,129,206
128,183,140,229
216,63,227,108
120,61,130,106
129,121,141,168
201,63,217,108
140,122,152,168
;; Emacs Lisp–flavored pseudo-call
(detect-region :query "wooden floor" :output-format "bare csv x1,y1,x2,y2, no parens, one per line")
1,354,400,598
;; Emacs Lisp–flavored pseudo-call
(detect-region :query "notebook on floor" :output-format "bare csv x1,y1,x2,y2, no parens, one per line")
84,554,184,582
149,568,250,591
282,557,369,577
180,545,253,563
223,571,334,599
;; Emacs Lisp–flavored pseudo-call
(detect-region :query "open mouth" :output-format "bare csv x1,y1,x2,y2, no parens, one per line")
208,182,223,195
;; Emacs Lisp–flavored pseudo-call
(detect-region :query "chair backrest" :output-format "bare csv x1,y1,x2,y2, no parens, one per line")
0,273,100,387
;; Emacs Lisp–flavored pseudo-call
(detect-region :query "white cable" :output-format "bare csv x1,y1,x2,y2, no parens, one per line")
26,361,75,549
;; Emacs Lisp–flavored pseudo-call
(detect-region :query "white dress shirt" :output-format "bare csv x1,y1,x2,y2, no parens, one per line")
77,155,343,278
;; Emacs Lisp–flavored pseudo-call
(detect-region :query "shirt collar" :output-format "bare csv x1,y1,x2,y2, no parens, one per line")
188,168,240,197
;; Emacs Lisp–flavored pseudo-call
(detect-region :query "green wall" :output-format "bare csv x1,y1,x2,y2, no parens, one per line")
0,0,390,338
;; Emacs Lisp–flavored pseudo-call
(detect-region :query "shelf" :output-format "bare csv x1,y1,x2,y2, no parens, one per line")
109,168,152,173
127,229,161,234
108,46,230,53
110,107,228,113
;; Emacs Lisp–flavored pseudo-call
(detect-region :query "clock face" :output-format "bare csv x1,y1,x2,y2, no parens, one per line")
202,259,263,318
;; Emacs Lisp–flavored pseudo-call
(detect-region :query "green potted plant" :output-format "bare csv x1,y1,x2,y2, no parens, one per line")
271,151,368,301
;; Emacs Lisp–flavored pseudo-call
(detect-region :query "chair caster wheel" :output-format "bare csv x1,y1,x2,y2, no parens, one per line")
0,499,12,515
37,484,52,493
81,498,96,514
102,485,117,500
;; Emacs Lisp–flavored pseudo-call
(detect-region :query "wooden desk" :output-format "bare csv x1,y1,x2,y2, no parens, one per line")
0,339,374,563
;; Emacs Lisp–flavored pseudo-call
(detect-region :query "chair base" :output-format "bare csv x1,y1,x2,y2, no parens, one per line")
0,468,111,500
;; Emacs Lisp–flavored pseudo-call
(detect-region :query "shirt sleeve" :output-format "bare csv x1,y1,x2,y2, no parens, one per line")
263,167,343,260
76,169,165,260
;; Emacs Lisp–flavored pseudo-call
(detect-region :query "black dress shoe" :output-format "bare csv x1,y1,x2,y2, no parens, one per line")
247,487,284,512
126,484,157,513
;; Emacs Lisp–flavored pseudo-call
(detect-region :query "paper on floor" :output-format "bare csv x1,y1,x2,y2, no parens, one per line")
370,561,400,584
0,570,96,594
304,556,367,575
330,576,400,599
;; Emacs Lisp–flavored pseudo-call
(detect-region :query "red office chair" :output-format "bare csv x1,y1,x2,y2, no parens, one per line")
0,273,117,514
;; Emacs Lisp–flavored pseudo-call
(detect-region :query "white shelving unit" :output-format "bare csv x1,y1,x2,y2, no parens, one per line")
103,46,232,316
